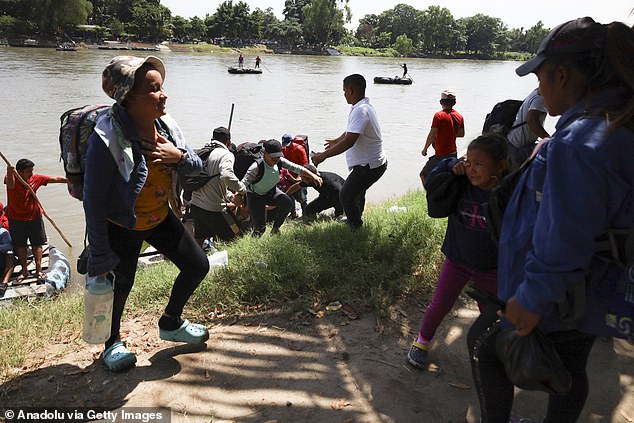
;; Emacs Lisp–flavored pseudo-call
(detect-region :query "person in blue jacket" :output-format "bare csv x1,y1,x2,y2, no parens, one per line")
467,18,634,422
84,56,210,371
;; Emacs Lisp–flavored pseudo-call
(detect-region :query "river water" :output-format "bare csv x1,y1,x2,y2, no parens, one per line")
0,46,553,272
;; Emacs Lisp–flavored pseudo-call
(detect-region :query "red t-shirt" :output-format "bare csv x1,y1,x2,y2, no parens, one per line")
4,174,51,221
283,143,308,167
0,202,7,230
431,109,464,156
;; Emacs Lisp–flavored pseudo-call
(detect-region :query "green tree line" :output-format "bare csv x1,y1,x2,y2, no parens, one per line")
0,0,549,57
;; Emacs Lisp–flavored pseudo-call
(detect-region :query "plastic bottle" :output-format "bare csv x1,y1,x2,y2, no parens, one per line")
82,272,114,344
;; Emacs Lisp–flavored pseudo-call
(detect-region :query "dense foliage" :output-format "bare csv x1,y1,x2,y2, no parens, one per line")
0,0,549,57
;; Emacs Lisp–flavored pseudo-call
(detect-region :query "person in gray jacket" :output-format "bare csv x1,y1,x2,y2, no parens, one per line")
190,126,247,244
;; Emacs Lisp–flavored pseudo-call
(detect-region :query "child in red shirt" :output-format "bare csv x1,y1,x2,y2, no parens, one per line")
4,159,67,281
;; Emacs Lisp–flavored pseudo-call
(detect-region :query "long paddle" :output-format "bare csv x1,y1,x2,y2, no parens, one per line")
0,151,72,248
261,62,272,74
228,103,235,131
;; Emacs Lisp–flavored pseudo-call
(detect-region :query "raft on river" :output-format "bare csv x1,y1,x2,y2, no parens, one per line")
228,67,263,74
373,76,413,85
1,245,69,302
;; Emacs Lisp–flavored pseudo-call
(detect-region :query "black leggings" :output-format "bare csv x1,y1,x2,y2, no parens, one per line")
467,308,596,423
105,210,209,348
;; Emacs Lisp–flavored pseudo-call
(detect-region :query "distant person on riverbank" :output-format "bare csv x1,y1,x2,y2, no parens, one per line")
506,87,550,171
311,74,387,230
238,53,244,69
420,90,465,186
401,63,408,78
255,56,261,69
4,159,67,283
190,126,247,244
467,17,634,422
407,134,509,369
84,55,209,371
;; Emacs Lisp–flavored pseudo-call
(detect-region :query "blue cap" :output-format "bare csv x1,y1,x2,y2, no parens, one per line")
282,133,293,146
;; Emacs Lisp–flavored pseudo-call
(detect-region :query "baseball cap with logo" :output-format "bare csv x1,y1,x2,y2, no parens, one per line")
516,17,606,77
102,56,166,104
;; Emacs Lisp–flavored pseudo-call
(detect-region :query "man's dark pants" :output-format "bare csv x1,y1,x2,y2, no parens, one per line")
340,162,387,229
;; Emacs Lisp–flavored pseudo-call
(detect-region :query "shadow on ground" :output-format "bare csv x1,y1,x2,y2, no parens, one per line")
1,301,632,423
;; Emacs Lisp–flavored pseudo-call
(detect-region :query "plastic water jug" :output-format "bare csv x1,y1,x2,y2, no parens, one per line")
207,250,228,270
82,273,114,344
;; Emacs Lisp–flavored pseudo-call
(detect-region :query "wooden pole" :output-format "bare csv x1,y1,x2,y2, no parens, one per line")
0,151,73,248
228,103,235,131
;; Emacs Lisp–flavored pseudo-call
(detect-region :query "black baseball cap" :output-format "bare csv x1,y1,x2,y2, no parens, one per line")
516,17,605,77
263,139,283,158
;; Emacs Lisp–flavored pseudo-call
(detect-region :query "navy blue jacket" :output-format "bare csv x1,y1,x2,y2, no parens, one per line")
83,106,201,276
498,88,634,335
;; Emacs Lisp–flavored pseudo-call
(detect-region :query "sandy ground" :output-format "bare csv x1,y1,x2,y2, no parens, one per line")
1,299,633,423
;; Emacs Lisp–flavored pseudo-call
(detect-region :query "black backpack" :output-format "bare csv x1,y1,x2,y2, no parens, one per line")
232,142,265,182
180,143,222,193
482,99,526,136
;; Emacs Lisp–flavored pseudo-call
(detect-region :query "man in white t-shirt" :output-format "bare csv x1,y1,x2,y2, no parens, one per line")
506,88,549,170
312,74,387,230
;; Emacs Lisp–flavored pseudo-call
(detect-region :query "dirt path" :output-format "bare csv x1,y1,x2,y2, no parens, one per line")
2,301,633,423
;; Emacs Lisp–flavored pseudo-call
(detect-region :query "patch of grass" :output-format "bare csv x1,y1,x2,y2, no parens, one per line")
335,45,401,57
0,190,445,379
174,43,273,55
0,293,83,375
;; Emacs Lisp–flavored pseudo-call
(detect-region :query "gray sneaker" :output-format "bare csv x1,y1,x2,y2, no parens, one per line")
406,341,429,368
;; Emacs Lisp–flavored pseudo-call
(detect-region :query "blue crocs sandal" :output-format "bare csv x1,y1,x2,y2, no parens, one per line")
103,341,137,371
159,319,209,344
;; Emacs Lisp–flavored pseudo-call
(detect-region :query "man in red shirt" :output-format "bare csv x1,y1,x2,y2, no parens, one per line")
4,159,67,282
282,134,309,216
419,90,465,185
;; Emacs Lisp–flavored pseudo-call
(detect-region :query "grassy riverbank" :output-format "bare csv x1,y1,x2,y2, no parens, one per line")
0,191,445,380
169,42,532,61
